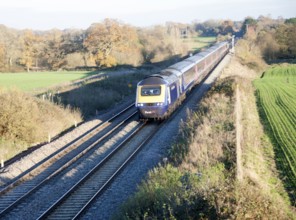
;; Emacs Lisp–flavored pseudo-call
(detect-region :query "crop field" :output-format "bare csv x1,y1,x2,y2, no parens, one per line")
254,65,296,193
0,71,97,91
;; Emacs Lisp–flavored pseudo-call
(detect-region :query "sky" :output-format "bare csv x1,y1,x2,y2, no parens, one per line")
0,0,295,30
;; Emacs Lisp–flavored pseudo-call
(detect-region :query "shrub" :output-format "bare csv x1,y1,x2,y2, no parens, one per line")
0,87,82,160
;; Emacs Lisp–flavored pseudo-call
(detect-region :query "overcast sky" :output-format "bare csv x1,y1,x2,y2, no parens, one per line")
0,0,295,30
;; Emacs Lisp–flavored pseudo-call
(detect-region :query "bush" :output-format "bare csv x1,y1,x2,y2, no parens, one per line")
0,88,82,160
115,164,223,220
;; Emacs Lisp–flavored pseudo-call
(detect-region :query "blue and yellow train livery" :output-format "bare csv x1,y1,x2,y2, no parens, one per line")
136,41,230,120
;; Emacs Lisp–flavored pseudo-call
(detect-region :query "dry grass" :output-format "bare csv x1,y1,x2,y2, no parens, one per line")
179,89,235,172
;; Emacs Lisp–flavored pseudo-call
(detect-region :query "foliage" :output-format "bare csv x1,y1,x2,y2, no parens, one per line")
41,29,68,70
254,65,296,203
138,25,189,63
275,24,296,59
83,19,138,68
115,164,224,220
0,88,82,160
285,17,296,24
241,16,296,62
194,19,237,37
235,38,267,71
18,30,40,72
0,20,226,72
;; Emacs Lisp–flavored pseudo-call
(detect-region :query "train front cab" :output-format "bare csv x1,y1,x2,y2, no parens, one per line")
136,76,169,120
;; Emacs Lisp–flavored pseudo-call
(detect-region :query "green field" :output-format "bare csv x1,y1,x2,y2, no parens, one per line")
254,65,296,193
183,36,216,52
0,71,96,91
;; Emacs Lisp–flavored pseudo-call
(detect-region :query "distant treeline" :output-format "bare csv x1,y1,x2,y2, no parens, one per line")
243,16,296,62
0,16,295,72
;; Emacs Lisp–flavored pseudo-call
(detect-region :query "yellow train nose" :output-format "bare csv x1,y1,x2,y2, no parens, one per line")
136,85,166,104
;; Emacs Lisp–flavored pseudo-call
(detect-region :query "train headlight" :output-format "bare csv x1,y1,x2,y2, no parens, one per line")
156,102,164,106
137,103,144,107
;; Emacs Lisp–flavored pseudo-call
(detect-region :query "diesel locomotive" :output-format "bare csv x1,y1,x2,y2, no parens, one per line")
135,41,230,120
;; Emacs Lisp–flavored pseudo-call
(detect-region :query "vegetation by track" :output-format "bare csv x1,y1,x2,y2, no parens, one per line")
114,56,296,219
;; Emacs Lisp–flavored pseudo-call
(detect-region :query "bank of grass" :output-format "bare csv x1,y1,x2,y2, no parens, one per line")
115,59,295,218
0,88,82,161
0,71,97,91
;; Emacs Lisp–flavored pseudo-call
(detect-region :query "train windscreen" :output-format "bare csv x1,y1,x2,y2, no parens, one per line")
141,86,161,96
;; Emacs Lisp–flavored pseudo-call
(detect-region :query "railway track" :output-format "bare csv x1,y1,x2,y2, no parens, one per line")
0,103,143,218
37,122,160,219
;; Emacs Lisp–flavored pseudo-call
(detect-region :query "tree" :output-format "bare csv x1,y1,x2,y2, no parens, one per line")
42,29,67,70
275,23,296,59
19,30,39,72
0,25,21,71
257,31,279,61
242,17,257,38
285,17,296,25
220,20,235,35
0,43,6,71
83,19,137,68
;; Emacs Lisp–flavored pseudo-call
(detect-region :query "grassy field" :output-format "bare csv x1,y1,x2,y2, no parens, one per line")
0,71,97,91
183,36,216,52
254,65,296,197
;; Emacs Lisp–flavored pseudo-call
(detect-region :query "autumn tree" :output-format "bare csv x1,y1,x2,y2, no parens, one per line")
42,29,67,70
19,30,40,72
83,19,138,68
257,31,280,61
275,23,296,59
0,25,21,71
0,43,6,71
220,20,235,35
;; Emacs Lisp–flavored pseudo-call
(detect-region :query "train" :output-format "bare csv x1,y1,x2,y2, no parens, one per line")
135,41,230,120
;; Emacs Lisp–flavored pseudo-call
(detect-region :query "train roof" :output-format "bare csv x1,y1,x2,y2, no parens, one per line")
187,41,228,64
139,73,178,85
139,41,229,86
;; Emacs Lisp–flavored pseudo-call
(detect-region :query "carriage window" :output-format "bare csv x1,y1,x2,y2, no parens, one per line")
141,87,161,96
